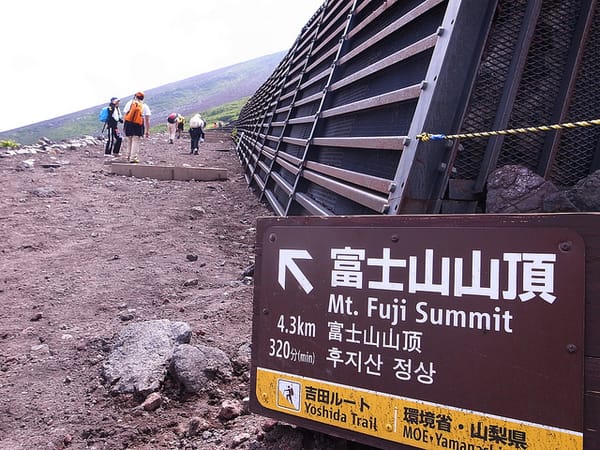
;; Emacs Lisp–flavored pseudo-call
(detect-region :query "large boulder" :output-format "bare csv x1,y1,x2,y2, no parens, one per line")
170,343,233,394
101,319,191,396
565,169,600,211
486,165,575,212
486,164,600,213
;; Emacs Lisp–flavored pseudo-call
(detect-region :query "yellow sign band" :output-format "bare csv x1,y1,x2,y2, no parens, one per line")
255,367,582,450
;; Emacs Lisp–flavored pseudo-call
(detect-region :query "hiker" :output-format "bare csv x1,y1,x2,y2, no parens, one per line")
122,92,151,163
104,97,123,157
188,113,205,155
175,114,185,139
167,112,177,143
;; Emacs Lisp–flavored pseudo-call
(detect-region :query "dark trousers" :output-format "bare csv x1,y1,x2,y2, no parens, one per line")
189,127,205,152
105,126,122,155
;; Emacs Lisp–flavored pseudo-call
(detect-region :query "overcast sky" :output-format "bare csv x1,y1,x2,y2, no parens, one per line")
0,0,324,132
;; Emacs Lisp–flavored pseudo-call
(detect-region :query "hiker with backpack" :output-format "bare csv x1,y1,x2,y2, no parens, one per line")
188,113,205,155
175,114,185,139
167,112,177,144
122,92,151,163
103,97,123,157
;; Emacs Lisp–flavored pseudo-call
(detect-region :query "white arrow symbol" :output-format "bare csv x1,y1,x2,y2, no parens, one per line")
278,249,314,294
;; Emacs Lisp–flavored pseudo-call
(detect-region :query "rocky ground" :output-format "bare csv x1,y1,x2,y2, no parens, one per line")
0,130,375,450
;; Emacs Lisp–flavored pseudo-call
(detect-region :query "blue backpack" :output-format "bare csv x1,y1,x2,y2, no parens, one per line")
99,106,110,123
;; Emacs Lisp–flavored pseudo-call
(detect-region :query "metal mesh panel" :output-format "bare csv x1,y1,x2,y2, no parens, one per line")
319,102,416,137
254,165,268,183
270,183,290,207
301,181,374,215
453,0,528,179
290,102,320,120
551,6,600,185
235,0,599,218
305,60,334,83
272,164,296,185
340,4,444,78
263,142,277,154
308,146,401,180
287,123,313,140
328,51,432,108
279,142,305,159
352,0,434,48
499,0,581,169
280,83,297,99
272,110,287,122
277,96,293,109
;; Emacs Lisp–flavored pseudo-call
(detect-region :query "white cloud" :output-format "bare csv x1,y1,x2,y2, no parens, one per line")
0,0,323,132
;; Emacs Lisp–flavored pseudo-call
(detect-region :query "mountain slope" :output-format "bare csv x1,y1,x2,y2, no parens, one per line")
0,52,284,145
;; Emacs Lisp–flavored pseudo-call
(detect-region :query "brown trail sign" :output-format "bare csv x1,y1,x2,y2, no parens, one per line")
250,214,600,450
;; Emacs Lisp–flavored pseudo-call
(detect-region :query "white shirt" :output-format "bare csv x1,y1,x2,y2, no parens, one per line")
111,106,123,122
123,99,152,117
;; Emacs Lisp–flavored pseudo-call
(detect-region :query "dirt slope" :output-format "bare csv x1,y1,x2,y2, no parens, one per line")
0,130,379,450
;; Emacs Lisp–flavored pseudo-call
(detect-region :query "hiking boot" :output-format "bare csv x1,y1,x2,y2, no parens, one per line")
194,151,199,155
169,139,173,144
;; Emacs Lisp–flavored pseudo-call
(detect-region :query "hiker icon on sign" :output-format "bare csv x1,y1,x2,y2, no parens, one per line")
277,379,301,411
285,385,294,403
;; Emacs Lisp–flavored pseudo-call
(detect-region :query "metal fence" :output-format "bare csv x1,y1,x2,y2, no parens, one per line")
234,1,600,447
233,0,600,216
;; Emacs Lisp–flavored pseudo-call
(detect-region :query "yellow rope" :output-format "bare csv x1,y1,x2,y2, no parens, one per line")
416,118,600,142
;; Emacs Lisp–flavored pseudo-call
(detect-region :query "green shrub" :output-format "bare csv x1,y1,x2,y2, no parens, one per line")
201,97,248,127
0,139,20,149
152,124,168,133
